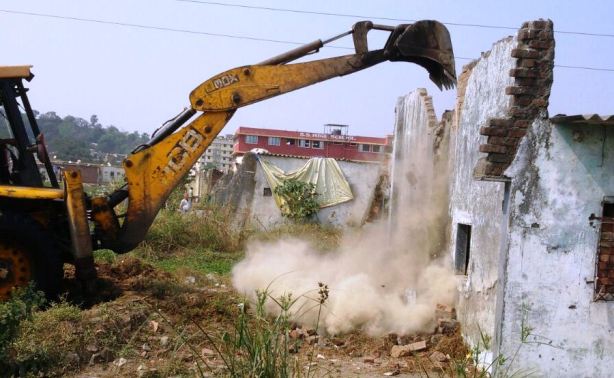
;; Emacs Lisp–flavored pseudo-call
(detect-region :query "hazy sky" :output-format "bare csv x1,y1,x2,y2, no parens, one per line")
1,0,613,137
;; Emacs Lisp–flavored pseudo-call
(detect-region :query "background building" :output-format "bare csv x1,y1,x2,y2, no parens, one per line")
233,124,391,163
198,134,234,173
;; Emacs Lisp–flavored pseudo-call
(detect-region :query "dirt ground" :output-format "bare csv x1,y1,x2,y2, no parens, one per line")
54,257,467,378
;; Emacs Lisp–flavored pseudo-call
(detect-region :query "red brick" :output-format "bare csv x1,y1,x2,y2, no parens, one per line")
529,20,550,29
506,86,538,96
515,77,541,87
510,68,540,78
508,128,528,138
602,223,614,233
600,254,610,263
512,95,533,107
484,163,507,176
599,261,608,270
480,144,508,154
489,118,514,127
517,29,540,40
487,136,520,147
518,59,537,68
602,232,614,241
532,98,549,108
480,127,509,137
528,40,553,50
487,153,514,163
514,120,531,128
509,106,539,118
511,48,540,59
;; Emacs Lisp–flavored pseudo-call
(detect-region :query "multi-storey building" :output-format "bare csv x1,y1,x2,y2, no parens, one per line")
198,134,235,172
233,124,391,162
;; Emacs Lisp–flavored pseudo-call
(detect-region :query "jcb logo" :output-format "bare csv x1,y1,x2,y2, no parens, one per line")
163,128,204,176
213,74,239,89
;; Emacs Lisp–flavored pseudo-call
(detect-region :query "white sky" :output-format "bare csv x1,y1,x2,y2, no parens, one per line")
1,0,613,137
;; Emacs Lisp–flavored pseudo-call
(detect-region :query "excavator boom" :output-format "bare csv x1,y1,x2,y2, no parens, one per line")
91,20,456,253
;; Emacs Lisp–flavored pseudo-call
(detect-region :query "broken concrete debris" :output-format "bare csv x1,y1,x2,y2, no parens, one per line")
390,341,427,358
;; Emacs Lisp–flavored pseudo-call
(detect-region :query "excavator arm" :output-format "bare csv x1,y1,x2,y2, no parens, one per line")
91,20,456,253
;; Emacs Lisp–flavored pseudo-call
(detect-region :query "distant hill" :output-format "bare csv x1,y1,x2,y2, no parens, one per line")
0,111,150,163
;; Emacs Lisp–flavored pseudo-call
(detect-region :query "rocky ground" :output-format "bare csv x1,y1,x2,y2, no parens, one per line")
49,257,469,377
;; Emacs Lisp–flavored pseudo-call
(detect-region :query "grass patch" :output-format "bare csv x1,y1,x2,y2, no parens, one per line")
250,223,342,252
139,203,247,257
150,248,244,275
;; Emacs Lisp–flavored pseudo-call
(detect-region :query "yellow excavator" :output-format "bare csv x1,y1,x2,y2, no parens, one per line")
0,20,456,300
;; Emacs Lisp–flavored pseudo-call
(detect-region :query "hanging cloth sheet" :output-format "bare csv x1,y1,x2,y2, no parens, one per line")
258,157,354,209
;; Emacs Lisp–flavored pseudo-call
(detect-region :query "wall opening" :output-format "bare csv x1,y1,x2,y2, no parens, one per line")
595,197,614,301
455,223,472,275
263,187,272,197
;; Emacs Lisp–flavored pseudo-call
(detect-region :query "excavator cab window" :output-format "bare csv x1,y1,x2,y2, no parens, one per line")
0,76,57,187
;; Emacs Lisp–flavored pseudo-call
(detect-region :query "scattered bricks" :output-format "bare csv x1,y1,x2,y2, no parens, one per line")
429,351,449,363
487,153,514,164
363,357,375,364
390,345,412,358
387,333,399,345
508,128,528,138
489,118,515,128
435,304,456,320
437,319,460,335
289,329,303,339
390,341,427,357
505,86,538,96
480,126,509,137
511,48,540,59
430,334,444,346
509,68,540,78
479,144,508,154
406,340,426,352
306,335,319,345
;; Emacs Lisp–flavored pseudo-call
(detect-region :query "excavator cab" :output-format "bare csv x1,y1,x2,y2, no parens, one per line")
0,66,57,188
0,67,75,300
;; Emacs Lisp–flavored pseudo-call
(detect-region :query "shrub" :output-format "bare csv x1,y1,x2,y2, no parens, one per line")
273,179,319,221
0,285,45,371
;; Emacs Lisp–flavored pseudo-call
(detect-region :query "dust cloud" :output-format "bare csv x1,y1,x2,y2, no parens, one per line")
232,92,455,336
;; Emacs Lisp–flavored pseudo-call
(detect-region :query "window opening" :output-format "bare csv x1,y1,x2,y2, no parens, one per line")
455,223,472,275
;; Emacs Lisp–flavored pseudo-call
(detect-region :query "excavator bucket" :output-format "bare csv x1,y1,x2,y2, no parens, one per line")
384,20,457,90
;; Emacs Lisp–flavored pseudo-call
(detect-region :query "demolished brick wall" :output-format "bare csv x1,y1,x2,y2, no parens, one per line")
474,19,555,178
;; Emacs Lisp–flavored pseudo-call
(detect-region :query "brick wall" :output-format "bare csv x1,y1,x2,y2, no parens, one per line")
475,20,555,178
596,207,614,300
